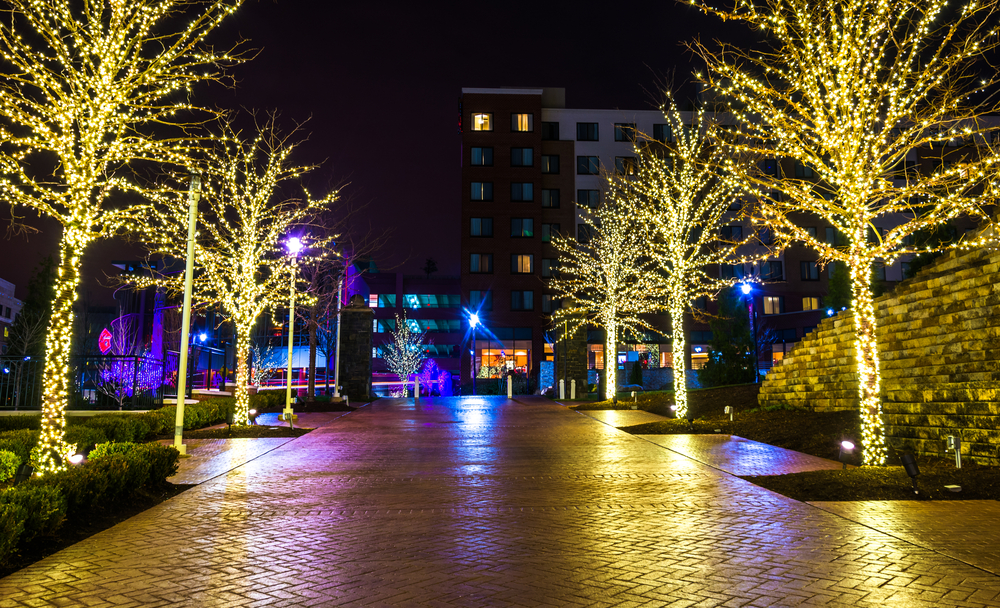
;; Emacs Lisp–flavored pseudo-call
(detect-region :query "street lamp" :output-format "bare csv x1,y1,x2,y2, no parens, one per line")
739,281,759,384
173,173,200,456
284,236,304,425
469,313,479,396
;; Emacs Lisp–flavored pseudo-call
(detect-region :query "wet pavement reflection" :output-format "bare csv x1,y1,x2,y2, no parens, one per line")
1,395,998,607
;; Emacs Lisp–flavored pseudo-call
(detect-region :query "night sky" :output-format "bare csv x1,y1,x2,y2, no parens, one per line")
0,0,752,304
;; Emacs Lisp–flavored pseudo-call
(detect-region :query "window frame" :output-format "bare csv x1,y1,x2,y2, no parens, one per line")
653,124,672,143
762,295,785,315
510,218,534,238
577,189,600,208
510,254,534,274
470,146,493,166
510,182,534,202
510,147,534,167
470,217,493,238
511,290,534,311
541,189,560,208
541,155,559,174
614,123,637,142
470,181,493,201
541,223,560,242
511,113,534,132
469,253,494,274
800,260,820,281
614,156,638,175
576,122,599,141
577,156,600,175
471,113,493,132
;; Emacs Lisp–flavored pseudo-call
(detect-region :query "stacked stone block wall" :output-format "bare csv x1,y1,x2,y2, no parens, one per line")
759,247,1000,464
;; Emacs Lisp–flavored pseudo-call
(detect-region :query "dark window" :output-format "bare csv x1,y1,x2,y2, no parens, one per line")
773,328,797,342
721,225,742,240
576,122,599,141
615,156,638,175
541,223,560,242
762,158,778,176
578,224,592,244
469,254,493,273
470,217,493,237
470,147,493,166
653,124,672,143
874,264,887,281
541,258,557,277
720,264,746,279
577,156,600,175
511,113,534,132
541,155,559,174
511,290,534,311
541,121,560,140
803,325,817,335
693,296,708,311
762,261,784,280
471,182,493,201
800,261,820,280
510,254,533,274
510,218,534,237
804,226,817,239
510,183,534,201
794,160,814,178
542,189,560,208
690,330,713,342
511,147,533,167
577,189,600,208
542,295,559,313
470,290,493,311
758,228,774,246
614,123,636,142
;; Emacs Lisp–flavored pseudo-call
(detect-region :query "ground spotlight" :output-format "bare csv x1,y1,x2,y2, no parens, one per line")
838,440,855,469
68,453,85,465
900,452,920,495
13,462,34,485
249,408,258,425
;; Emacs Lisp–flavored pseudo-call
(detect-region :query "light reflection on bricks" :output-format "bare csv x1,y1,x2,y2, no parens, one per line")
0,396,998,607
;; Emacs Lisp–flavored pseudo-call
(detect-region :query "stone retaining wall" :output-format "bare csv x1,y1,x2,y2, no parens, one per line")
759,247,1000,464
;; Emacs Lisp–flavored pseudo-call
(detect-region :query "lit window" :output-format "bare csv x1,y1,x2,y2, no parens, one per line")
511,182,533,202
471,182,493,201
368,294,378,308
802,297,821,311
763,296,784,315
471,147,493,166
512,113,533,132
472,113,492,131
542,189,560,208
511,254,533,274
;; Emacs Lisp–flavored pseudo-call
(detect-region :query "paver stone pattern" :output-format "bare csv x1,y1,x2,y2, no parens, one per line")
1,396,999,607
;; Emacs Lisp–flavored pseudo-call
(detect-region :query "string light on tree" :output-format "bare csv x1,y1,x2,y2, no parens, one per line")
691,0,1000,464
137,117,338,428
0,0,246,474
631,98,762,419
382,312,428,397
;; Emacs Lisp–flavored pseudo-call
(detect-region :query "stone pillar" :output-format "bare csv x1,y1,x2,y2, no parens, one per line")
558,299,589,398
340,294,374,400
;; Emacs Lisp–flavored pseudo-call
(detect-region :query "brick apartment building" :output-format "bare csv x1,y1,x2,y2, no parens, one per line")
457,86,964,385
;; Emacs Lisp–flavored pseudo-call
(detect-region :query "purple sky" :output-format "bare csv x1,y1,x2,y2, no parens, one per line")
0,0,752,303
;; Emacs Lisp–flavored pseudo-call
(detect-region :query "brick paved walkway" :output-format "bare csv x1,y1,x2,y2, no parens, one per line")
642,434,847,476
2,396,999,607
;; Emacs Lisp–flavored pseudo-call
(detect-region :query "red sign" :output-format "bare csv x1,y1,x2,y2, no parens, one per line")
98,328,113,354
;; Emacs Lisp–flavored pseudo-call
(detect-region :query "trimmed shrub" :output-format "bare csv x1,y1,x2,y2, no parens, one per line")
0,429,38,465
0,415,41,432
0,450,18,482
136,443,180,481
0,503,24,564
64,425,108,453
0,484,66,543
83,414,155,443
89,441,139,460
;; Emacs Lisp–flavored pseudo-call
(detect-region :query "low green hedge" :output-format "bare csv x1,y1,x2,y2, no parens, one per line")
0,450,18,482
0,442,179,564
0,415,41,433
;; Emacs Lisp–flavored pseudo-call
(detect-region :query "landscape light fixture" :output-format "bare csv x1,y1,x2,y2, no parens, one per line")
827,308,835,316
946,435,962,468
249,409,258,425
13,463,33,485
68,453,85,465
900,452,920,495
724,405,733,421
838,440,855,469
740,283,752,295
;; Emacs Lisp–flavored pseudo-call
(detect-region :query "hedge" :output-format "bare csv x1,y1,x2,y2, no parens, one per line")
0,442,179,564
0,450,18,482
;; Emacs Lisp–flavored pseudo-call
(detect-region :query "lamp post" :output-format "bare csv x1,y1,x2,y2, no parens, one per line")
284,237,304,424
173,173,200,456
469,313,479,396
739,282,759,384
332,273,343,400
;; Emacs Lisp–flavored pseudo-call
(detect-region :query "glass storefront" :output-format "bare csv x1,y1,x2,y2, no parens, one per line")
473,339,531,378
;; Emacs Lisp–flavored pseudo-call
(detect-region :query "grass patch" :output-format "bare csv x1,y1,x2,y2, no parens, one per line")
744,458,1000,501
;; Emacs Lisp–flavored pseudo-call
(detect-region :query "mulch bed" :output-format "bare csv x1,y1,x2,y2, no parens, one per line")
0,482,193,578
181,425,312,439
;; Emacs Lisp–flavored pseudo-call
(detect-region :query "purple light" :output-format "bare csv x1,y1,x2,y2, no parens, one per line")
287,237,304,255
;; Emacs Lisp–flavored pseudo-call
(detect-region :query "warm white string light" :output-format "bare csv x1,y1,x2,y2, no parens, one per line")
691,0,1000,464
0,0,246,474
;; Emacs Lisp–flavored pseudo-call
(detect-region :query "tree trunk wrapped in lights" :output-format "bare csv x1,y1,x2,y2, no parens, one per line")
383,312,428,397
0,0,246,474
629,99,760,419
692,0,1000,464
138,118,338,427
549,181,665,402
